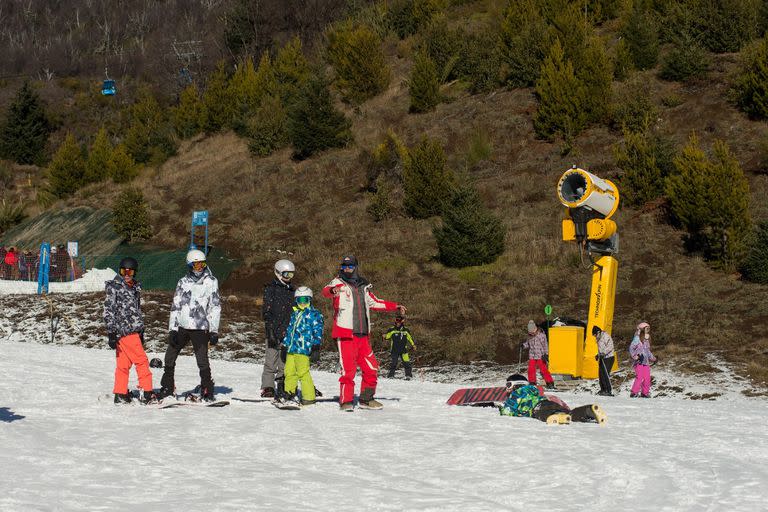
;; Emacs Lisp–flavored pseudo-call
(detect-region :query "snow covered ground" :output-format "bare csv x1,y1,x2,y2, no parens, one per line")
1,339,767,511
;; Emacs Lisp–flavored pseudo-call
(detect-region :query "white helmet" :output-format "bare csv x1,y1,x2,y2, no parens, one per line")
295,286,313,298
274,259,295,280
186,249,206,265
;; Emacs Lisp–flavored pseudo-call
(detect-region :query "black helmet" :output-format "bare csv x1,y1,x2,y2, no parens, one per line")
118,257,139,271
592,325,602,336
149,357,163,368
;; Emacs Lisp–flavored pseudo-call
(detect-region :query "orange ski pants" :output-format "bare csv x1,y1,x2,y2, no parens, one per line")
113,333,153,394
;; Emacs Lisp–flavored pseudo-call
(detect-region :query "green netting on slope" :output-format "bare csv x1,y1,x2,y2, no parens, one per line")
87,246,239,291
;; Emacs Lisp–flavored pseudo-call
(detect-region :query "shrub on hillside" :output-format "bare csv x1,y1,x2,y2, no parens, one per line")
434,185,505,268
274,37,312,104
614,128,668,207
326,22,391,104
610,77,657,133
366,130,408,188
459,32,502,94
499,0,552,88
732,37,768,120
366,177,394,222
586,0,623,24
247,94,289,157
172,84,204,139
0,82,52,165
621,5,659,70
109,144,139,184
689,0,762,53
0,199,25,235
533,41,588,142
578,36,613,123
201,61,235,133
409,50,440,113
612,38,633,81
47,133,85,198
402,136,456,218
125,92,177,165
666,134,751,268
111,188,152,243
740,222,768,284
420,16,464,82
387,0,442,39
83,128,112,184
287,76,352,160
658,34,710,82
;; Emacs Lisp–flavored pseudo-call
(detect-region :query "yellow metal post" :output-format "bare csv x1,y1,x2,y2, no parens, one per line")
582,255,619,378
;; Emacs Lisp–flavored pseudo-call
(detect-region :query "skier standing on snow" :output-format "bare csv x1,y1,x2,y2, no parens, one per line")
522,320,556,389
104,257,157,404
261,259,296,398
384,315,416,380
629,321,656,398
277,286,324,406
159,249,221,401
322,255,405,411
593,325,615,396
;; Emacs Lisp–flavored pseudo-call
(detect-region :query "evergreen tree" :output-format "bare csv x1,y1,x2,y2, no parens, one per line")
614,127,664,207
409,50,440,113
420,16,464,82
621,4,659,70
666,134,751,267
274,37,312,104
326,21,391,104
84,127,113,184
578,36,613,123
387,0,442,39
228,57,267,132
499,0,553,88
434,185,506,268
48,133,86,198
740,222,768,284
533,41,588,141
125,91,177,165
172,83,204,139
0,82,52,165
111,188,152,243
247,94,289,157
202,61,235,133
253,52,279,98
109,144,139,183
402,136,456,218
287,75,352,160
658,33,710,82
612,38,633,81
733,37,768,120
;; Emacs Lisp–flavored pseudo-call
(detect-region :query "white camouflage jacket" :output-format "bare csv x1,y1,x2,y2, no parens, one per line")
168,268,221,333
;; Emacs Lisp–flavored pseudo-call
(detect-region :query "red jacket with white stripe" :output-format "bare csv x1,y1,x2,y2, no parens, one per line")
321,277,398,338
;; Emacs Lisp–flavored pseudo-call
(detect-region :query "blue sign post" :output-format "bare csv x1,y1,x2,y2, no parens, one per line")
190,210,209,254
37,242,51,294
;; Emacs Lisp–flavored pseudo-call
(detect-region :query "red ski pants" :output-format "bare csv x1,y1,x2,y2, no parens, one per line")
337,336,378,404
113,333,153,394
528,359,553,385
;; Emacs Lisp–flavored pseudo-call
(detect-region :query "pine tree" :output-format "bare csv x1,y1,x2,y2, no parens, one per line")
733,37,768,120
109,144,139,183
287,75,352,160
201,61,235,133
111,187,152,243
326,21,391,104
658,33,710,82
409,50,440,113
125,91,177,165
666,134,751,267
247,94,289,157
172,84,204,139
48,133,86,198
228,57,265,132
621,4,659,70
0,82,52,165
499,0,553,88
578,36,613,123
740,222,768,284
402,136,456,218
614,127,664,207
84,127,113,184
434,185,506,268
533,40,588,141
274,37,312,105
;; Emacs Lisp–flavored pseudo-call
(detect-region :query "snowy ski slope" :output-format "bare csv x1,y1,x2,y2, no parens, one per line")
1,340,767,511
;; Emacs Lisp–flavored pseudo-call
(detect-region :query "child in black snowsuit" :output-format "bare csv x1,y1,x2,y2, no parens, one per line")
384,316,416,379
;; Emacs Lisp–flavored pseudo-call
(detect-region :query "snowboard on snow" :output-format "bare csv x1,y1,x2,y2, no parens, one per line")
271,400,301,411
159,400,230,409
446,386,510,406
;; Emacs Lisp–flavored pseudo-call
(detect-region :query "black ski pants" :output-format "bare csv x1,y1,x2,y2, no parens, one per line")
597,355,614,394
387,352,412,378
533,400,598,423
161,327,213,392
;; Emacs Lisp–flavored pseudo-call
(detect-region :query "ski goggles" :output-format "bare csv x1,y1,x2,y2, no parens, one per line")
119,268,136,277
296,296,311,304
280,271,295,279
190,261,207,269
341,264,356,270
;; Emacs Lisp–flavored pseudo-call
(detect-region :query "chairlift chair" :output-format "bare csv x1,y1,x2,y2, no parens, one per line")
101,78,116,96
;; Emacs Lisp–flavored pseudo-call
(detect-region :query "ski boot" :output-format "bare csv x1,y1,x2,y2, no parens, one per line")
157,387,175,400
301,399,316,406
339,402,354,412
630,392,638,398
142,391,160,404
546,412,571,425
114,393,132,405
358,389,383,410
314,387,323,398
200,386,215,403
590,404,607,425
641,393,651,398
261,387,275,398
545,382,557,390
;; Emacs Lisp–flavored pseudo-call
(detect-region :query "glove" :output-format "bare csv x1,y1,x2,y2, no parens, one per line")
595,354,600,361
209,332,219,346
542,354,548,365
139,330,145,347
280,344,287,363
108,332,118,350
169,330,179,347
310,345,320,363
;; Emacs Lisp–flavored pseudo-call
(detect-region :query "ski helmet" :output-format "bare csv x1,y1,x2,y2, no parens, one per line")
294,286,313,298
592,325,602,336
186,249,206,265
149,357,163,369
118,257,139,271
274,259,295,281
506,374,528,390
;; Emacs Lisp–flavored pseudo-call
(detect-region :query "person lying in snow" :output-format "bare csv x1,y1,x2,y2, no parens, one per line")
498,375,607,425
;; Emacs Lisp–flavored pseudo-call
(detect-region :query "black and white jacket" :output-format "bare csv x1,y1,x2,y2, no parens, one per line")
168,268,221,333
103,275,144,337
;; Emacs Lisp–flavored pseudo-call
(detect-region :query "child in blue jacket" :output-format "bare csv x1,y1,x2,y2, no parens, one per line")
281,286,324,405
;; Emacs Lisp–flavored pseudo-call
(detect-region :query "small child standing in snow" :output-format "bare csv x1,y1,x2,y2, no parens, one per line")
629,321,656,398
593,325,615,396
522,320,555,389
280,286,324,406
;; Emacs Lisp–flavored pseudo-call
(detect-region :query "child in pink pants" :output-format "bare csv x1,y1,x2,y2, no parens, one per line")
629,322,656,397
